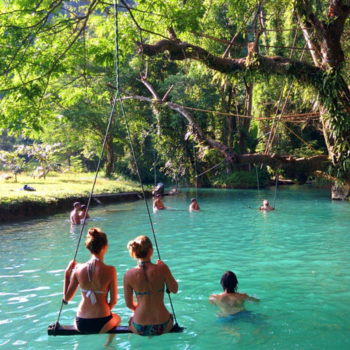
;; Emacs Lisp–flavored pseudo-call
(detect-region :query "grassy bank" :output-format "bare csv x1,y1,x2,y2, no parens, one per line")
0,172,146,221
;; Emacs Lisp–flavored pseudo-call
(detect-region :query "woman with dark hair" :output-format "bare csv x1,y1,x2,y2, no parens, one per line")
209,271,259,315
63,227,121,345
124,235,178,336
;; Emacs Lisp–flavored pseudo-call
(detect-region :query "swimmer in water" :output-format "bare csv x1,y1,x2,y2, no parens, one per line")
209,271,259,315
153,194,167,212
259,199,275,211
189,198,200,212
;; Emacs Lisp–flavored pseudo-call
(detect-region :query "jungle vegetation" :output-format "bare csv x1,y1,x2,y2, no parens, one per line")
1,0,350,195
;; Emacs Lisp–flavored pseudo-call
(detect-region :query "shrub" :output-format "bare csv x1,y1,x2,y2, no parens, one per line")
212,169,270,189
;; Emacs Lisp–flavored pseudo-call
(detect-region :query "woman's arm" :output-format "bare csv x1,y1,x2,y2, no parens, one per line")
63,260,79,302
160,262,178,294
123,271,137,312
108,266,118,310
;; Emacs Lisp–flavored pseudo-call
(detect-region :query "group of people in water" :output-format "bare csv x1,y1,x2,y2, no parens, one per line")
70,202,91,225
153,194,274,212
71,196,274,225
65,193,270,342
153,194,201,212
63,228,260,343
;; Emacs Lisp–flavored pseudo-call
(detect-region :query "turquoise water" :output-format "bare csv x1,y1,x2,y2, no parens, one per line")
1,186,350,349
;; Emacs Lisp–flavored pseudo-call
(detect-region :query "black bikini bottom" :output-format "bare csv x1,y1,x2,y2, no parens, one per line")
75,314,112,334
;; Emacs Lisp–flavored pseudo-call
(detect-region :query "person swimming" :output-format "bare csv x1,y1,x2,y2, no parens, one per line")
259,199,275,211
124,235,178,336
189,198,200,212
79,204,91,220
209,271,259,315
153,194,167,211
70,202,81,224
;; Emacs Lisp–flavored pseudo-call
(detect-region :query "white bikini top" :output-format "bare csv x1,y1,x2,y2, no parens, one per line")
80,257,108,305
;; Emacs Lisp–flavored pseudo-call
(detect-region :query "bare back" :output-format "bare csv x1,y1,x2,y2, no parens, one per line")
69,260,117,318
209,292,248,315
124,262,177,325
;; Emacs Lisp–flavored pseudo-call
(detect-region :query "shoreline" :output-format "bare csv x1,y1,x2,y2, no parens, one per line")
0,191,150,222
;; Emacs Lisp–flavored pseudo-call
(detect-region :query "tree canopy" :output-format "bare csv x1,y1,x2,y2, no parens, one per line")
1,1,350,193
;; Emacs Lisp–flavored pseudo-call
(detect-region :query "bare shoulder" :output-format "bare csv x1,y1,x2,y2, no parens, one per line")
105,264,116,274
124,266,137,279
73,262,85,272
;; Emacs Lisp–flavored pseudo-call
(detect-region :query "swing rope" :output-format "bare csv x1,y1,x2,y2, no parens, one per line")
193,142,198,198
53,85,119,334
112,0,179,326
273,174,278,209
255,166,260,200
195,159,226,178
53,0,179,333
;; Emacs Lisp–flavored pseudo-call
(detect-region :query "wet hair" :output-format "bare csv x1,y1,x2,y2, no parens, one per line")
73,202,81,208
85,227,108,254
81,205,87,210
156,194,161,198
127,235,153,259
220,271,238,293
191,198,196,202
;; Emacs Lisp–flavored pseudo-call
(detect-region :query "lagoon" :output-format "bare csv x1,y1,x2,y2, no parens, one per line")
1,186,350,349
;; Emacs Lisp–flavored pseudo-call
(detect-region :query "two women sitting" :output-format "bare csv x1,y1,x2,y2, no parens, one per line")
63,228,178,339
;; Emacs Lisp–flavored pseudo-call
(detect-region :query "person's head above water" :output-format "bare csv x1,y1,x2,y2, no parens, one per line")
220,271,238,293
85,227,108,255
127,235,153,259
191,198,197,202
156,194,162,198
73,202,81,208
263,199,269,206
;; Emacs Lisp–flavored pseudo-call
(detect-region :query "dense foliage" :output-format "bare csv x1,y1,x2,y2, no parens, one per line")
1,1,350,188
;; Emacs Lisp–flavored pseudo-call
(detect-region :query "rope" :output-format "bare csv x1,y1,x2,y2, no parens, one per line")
273,174,278,209
195,159,226,178
54,77,119,334
193,142,198,198
255,166,260,200
113,0,178,326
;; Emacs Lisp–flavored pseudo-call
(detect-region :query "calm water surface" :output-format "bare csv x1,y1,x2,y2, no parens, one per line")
1,186,350,349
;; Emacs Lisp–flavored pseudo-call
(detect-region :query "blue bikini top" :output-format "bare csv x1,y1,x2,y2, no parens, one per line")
134,261,164,296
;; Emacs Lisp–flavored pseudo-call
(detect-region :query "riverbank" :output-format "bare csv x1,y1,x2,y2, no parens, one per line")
0,172,150,222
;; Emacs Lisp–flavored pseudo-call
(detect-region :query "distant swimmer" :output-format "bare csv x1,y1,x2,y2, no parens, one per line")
79,204,91,220
259,199,275,211
209,271,259,315
153,194,167,211
189,198,200,212
70,202,81,225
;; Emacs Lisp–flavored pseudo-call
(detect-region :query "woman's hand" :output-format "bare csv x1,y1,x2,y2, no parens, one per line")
156,259,163,265
65,259,76,277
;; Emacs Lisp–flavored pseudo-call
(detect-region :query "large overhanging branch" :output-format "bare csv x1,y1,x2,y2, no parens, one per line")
135,40,324,84
108,83,330,184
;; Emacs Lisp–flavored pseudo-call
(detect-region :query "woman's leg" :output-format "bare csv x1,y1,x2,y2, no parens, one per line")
100,312,121,346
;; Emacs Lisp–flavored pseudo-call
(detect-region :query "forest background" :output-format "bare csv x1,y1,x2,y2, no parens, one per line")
1,0,350,204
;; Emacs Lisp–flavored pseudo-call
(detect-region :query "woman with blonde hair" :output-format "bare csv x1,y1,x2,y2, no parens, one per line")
63,227,121,345
124,235,178,336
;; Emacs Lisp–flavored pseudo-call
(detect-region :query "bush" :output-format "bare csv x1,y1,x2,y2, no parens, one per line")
212,169,270,189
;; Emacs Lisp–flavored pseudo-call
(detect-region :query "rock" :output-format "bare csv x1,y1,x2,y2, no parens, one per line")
332,183,350,200
152,182,164,196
